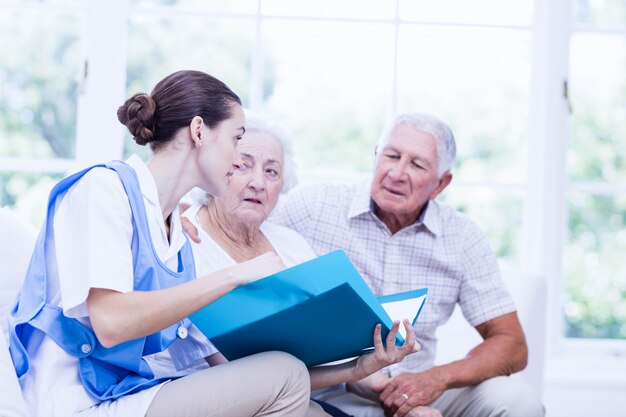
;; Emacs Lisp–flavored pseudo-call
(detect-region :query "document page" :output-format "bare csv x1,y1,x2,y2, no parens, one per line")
381,294,427,340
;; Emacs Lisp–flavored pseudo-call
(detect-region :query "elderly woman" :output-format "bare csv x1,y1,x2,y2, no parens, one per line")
182,114,419,416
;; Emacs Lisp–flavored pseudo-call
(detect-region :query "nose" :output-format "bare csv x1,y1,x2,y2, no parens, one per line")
387,158,408,180
248,166,266,191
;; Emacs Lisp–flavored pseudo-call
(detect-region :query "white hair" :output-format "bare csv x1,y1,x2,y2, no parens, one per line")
192,110,298,206
376,112,456,176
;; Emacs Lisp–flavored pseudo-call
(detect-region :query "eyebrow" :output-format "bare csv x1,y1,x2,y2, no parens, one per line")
385,146,433,168
239,127,246,134
240,153,281,165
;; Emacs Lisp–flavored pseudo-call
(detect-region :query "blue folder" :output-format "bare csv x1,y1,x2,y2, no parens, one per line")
189,250,428,366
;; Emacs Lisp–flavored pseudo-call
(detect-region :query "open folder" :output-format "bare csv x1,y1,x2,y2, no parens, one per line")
189,250,427,366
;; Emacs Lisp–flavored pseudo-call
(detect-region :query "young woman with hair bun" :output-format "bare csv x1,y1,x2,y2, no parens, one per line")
8,70,329,417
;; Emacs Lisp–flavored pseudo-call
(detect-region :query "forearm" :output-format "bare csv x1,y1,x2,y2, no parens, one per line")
309,359,360,390
433,332,527,389
88,267,241,347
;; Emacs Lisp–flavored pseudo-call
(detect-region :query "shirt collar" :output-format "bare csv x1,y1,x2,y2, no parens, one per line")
125,154,187,256
418,200,441,236
347,178,442,236
348,179,375,219
126,154,160,209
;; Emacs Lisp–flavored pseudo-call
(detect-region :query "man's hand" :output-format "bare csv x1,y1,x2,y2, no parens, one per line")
405,406,442,417
346,370,390,402
180,215,201,243
373,368,446,417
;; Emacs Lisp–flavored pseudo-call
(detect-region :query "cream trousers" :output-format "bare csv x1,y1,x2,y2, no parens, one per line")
146,351,329,417
315,375,544,417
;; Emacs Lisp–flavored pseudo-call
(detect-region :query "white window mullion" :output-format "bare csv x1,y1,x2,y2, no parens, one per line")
524,0,571,357
249,0,264,110
390,0,400,117
75,0,128,166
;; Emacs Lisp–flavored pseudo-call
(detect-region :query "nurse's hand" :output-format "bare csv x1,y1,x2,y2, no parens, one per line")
353,319,420,381
229,252,285,286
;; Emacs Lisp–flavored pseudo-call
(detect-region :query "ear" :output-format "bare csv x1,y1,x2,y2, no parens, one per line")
430,171,452,200
189,116,204,147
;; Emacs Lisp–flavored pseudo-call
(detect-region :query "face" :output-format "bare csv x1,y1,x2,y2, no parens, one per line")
197,104,246,196
370,123,451,229
213,130,285,227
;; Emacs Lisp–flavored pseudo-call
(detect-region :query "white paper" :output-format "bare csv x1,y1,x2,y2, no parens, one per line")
381,295,427,339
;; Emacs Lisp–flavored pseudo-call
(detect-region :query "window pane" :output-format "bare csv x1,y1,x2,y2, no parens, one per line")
568,33,626,183
262,0,395,20
129,0,257,13
261,21,395,173
0,172,63,228
396,26,531,183
564,192,626,339
0,10,81,159
399,0,533,26
440,186,523,266
123,14,256,159
0,0,80,6
574,0,626,29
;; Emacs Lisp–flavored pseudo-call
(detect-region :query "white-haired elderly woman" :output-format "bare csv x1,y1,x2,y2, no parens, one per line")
182,113,419,416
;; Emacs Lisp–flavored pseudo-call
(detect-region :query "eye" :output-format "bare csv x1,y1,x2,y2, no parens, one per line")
266,168,279,178
384,153,400,159
236,162,250,172
411,161,424,169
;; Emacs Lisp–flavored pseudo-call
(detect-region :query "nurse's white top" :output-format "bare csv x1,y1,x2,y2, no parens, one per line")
183,203,317,280
22,155,216,417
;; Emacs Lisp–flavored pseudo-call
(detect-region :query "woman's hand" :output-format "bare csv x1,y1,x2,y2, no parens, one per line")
309,319,419,391
227,251,285,286
353,319,420,381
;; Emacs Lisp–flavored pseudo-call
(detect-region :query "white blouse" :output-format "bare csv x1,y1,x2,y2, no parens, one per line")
183,203,317,278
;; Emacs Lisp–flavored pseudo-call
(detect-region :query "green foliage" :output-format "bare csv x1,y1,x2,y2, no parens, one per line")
1,1,625,340
0,12,81,159
564,193,626,339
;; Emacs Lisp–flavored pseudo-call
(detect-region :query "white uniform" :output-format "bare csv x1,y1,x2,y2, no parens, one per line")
22,155,216,417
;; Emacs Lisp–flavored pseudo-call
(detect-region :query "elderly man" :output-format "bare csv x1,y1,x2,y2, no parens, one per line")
272,113,544,417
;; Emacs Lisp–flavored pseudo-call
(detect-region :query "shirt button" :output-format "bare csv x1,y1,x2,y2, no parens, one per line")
81,344,92,354
176,325,188,339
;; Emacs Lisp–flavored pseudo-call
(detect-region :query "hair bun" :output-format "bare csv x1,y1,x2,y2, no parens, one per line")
117,93,157,145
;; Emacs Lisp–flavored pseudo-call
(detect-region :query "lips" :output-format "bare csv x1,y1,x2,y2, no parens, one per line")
243,197,263,204
382,185,405,196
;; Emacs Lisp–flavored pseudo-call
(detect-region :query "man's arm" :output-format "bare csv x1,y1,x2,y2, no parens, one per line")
375,311,527,416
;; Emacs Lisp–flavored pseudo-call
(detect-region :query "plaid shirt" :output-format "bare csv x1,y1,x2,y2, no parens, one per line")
272,180,515,374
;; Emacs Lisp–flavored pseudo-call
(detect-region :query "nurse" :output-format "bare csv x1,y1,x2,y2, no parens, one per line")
8,70,327,417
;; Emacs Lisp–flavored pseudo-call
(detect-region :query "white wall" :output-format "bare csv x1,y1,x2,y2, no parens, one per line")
544,381,626,416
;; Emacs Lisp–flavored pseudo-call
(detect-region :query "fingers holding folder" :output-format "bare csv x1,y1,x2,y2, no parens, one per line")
355,319,421,380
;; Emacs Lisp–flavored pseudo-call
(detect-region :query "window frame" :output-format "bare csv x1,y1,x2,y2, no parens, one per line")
2,0,625,381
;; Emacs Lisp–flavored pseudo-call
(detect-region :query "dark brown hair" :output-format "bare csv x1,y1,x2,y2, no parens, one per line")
117,70,242,151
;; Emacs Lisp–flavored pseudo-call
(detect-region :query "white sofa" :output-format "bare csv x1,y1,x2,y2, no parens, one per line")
434,268,547,399
0,207,37,417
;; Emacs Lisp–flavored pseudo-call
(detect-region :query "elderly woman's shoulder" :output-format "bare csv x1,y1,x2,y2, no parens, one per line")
260,221,317,260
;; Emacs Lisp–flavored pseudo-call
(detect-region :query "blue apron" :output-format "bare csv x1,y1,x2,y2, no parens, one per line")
8,160,197,401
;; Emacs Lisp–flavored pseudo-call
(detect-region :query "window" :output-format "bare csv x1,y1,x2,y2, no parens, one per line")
0,0,83,226
1,0,624,364
565,0,626,340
